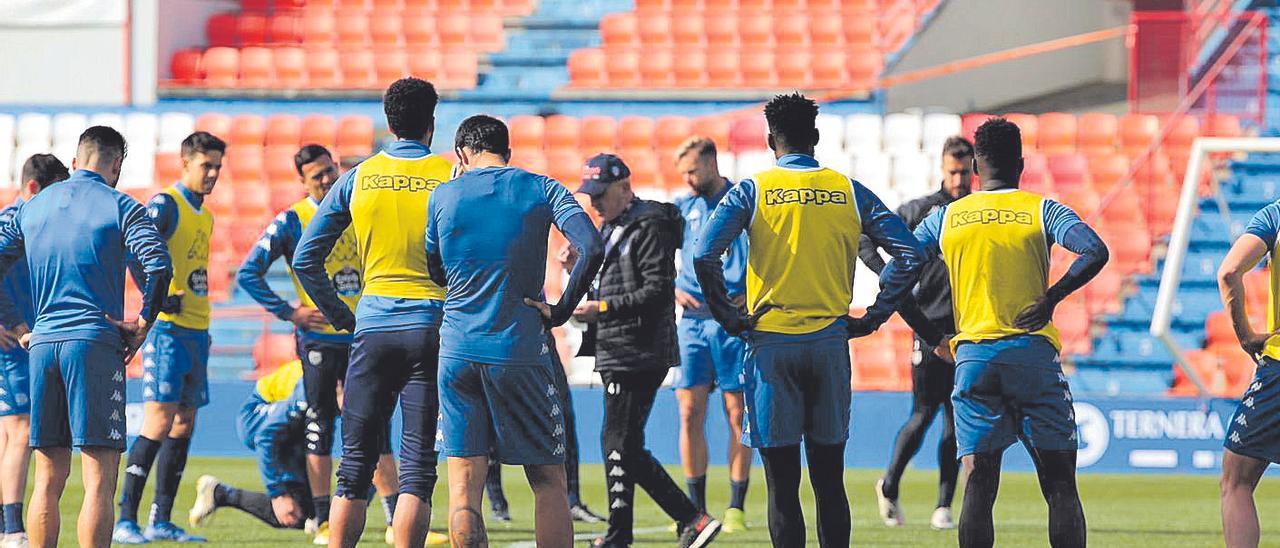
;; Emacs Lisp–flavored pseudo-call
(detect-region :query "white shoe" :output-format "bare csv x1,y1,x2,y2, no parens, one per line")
875,478,904,527
304,519,319,536
931,507,955,530
1,532,29,548
188,475,219,528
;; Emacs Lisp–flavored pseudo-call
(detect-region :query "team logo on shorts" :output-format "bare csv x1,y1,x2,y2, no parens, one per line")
187,268,209,296
308,350,324,366
332,267,361,297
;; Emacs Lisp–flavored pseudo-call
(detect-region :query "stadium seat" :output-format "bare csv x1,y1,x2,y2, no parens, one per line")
961,113,992,140
1046,153,1089,192
335,11,371,47
705,14,737,49
124,113,159,150
88,113,124,134
623,150,662,191
672,14,704,46
637,14,673,47
1102,222,1151,274
1054,299,1092,355
1037,112,1077,155
1207,114,1242,138
1077,113,1118,155
195,113,233,139
265,145,299,181
738,14,774,48
810,13,844,48
776,52,810,88
1057,186,1100,219
735,150,775,180
729,117,767,153
843,13,878,47
253,333,298,372
510,150,548,177
655,116,694,156
1020,154,1052,195
810,51,848,89
238,13,269,46
882,112,922,154
301,10,337,45
269,13,302,45
336,116,374,157
814,114,846,157
545,150,584,186
158,113,196,151
567,49,606,88
581,116,618,153
605,49,641,88
692,117,731,152
1088,153,1128,193
509,116,546,151
845,113,883,155
239,47,274,87
230,114,267,146
774,14,810,47
403,12,437,47
301,115,338,150
202,47,240,87
370,13,403,47
921,113,962,156
740,50,777,87
374,49,409,85
846,49,882,89
339,48,377,88
544,115,581,153
705,49,741,87
305,48,342,88
1083,266,1124,315
170,49,204,84
407,48,442,82
469,16,505,52
206,13,238,47
890,150,931,198
599,13,638,47
618,117,655,151
673,51,708,88
1119,114,1159,157
1205,310,1235,347
273,47,308,88
640,49,676,87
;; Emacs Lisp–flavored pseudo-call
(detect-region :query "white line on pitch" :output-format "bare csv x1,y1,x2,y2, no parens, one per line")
506,525,673,547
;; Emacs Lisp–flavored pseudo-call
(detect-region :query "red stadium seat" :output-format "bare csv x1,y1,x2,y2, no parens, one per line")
509,115,546,151
1054,300,1092,355
618,117,655,151
599,13,638,47
226,144,266,184
1077,113,1118,155
545,149,584,186
1046,153,1089,193
1207,114,1243,137
692,117,731,151
811,51,848,89
777,52,810,88
370,13,404,47
1101,222,1151,274
1119,114,1159,157
202,47,240,87
335,11,371,47
1020,154,1053,195
544,115,582,152
253,333,298,373
729,116,767,152
810,12,844,47
738,14,774,48
407,48,442,81
337,0,370,9
623,150,662,192
705,49,741,87
403,13,438,47
239,47,274,88
655,116,694,156
338,48,377,89
775,14,810,47
272,47,307,88
155,153,182,184
672,14,705,46
605,49,641,88
1038,113,1077,155
238,13,269,46
961,113,992,140
705,14,737,48
1087,153,1128,193
740,50,777,87
305,48,342,88
195,113,233,138
843,15,877,47
230,115,267,146
301,115,339,150
1166,115,1201,151
639,49,675,88
1083,266,1123,315
637,14,673,47
269,13,302,45
301,9,337,45
336,116,374,157
1206,310,1235,347
206,13,238,47
509,149,547,174
847,49,882,90
469,16,505,52
1057,187,1100,219
1002,113,1038,153
568,49,606,88
440,53,479,89
374,49,409,85
673,50,708,88
265,145,299,181
581,116,618,154
170,49,204,84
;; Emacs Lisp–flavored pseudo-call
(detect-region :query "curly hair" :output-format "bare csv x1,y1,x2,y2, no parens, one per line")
973,118,1021,166
763,92,820,150
383,77,438,140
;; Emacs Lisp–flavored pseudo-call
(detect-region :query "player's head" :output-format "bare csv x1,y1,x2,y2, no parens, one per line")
764,92,820,158
940,136,974,199
674,137,722,196
972,118,1023,189
453,114,511,172
20,153,69,201
384,77,438,145
179,131,226,196
577,153,633,223
73,125,128,187
294,144,338,202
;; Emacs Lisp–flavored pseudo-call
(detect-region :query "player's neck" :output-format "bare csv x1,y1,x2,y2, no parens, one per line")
468,153,508,170
979,179,1018,192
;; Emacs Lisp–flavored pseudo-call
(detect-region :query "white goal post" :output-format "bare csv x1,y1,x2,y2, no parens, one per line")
1150,137,1280,398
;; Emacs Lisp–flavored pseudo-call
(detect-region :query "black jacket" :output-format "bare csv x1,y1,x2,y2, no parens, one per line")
585,198,683,371
859,189,956,333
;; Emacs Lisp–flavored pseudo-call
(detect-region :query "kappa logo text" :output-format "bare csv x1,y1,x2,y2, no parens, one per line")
359,174,442,192
764,188,849,206
950,209,1034,228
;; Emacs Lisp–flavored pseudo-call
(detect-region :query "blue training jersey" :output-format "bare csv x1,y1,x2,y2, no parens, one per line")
425,166,589,365
912,190,1083,366
0,200,32,329
0,170,171,345
236,361,307,497
675,181,747,319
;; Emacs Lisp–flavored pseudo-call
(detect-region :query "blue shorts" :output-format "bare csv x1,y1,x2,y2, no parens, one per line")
1226,358,1280,463
437,356,566,465
29,339,126,449
674,316,745,392
0,347,30,416
741,322,851,448
142,322,210,408
953,356,1077,457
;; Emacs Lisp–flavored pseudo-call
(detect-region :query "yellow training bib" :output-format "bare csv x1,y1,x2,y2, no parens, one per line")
1263,244,1280,361
746,165,862,334
940,189,1060,351
157,186,213,330
290,198,362,334
347,152,451,301
255,360,303,404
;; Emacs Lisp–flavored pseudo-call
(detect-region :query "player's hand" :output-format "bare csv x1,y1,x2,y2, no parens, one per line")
524,297,553,320
730,294,747,308
18,332,30,351
557,242,580,273
289,306,330,331
675,288,702,310
845,315,876,339
573,301,601,323
933,336,955,364
271,495,304,529
1013,296,1055,331
159,291,184,315
107,314,150,362
1240,329,1280,358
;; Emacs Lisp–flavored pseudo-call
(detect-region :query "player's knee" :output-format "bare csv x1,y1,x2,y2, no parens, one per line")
303,415,335,456
524,464,566,493
398,472,438,502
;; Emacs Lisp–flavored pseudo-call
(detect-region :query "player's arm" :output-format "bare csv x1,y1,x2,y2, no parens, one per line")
1218,204,1279,356
543,180,604,326
851,181,927,336
292,172,356,332
0,214,25,332
121,197,174,325
723,232,749,305
423,194,448,288
237,212,300,322
1012,200,1109,331
126,194,180,312
693,180,754,335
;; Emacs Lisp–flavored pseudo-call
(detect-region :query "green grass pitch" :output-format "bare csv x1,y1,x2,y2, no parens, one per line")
39,456,1276,546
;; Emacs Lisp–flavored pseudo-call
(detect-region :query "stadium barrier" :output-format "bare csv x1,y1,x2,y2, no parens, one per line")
155,381,1239,474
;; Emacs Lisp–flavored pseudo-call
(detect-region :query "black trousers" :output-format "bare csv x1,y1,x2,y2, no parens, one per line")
599,369,699,546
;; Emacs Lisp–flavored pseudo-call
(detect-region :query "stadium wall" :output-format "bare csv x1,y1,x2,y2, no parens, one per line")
156,382,1241,475
884,0,1130,112
0,26,127,105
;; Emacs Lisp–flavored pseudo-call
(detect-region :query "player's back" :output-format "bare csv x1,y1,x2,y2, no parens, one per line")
428,166,566,365
18,171,151,342
938,188,1060,347
745,158,863,334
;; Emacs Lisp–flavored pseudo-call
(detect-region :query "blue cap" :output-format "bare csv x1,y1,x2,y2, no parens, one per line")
576,153,631,197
